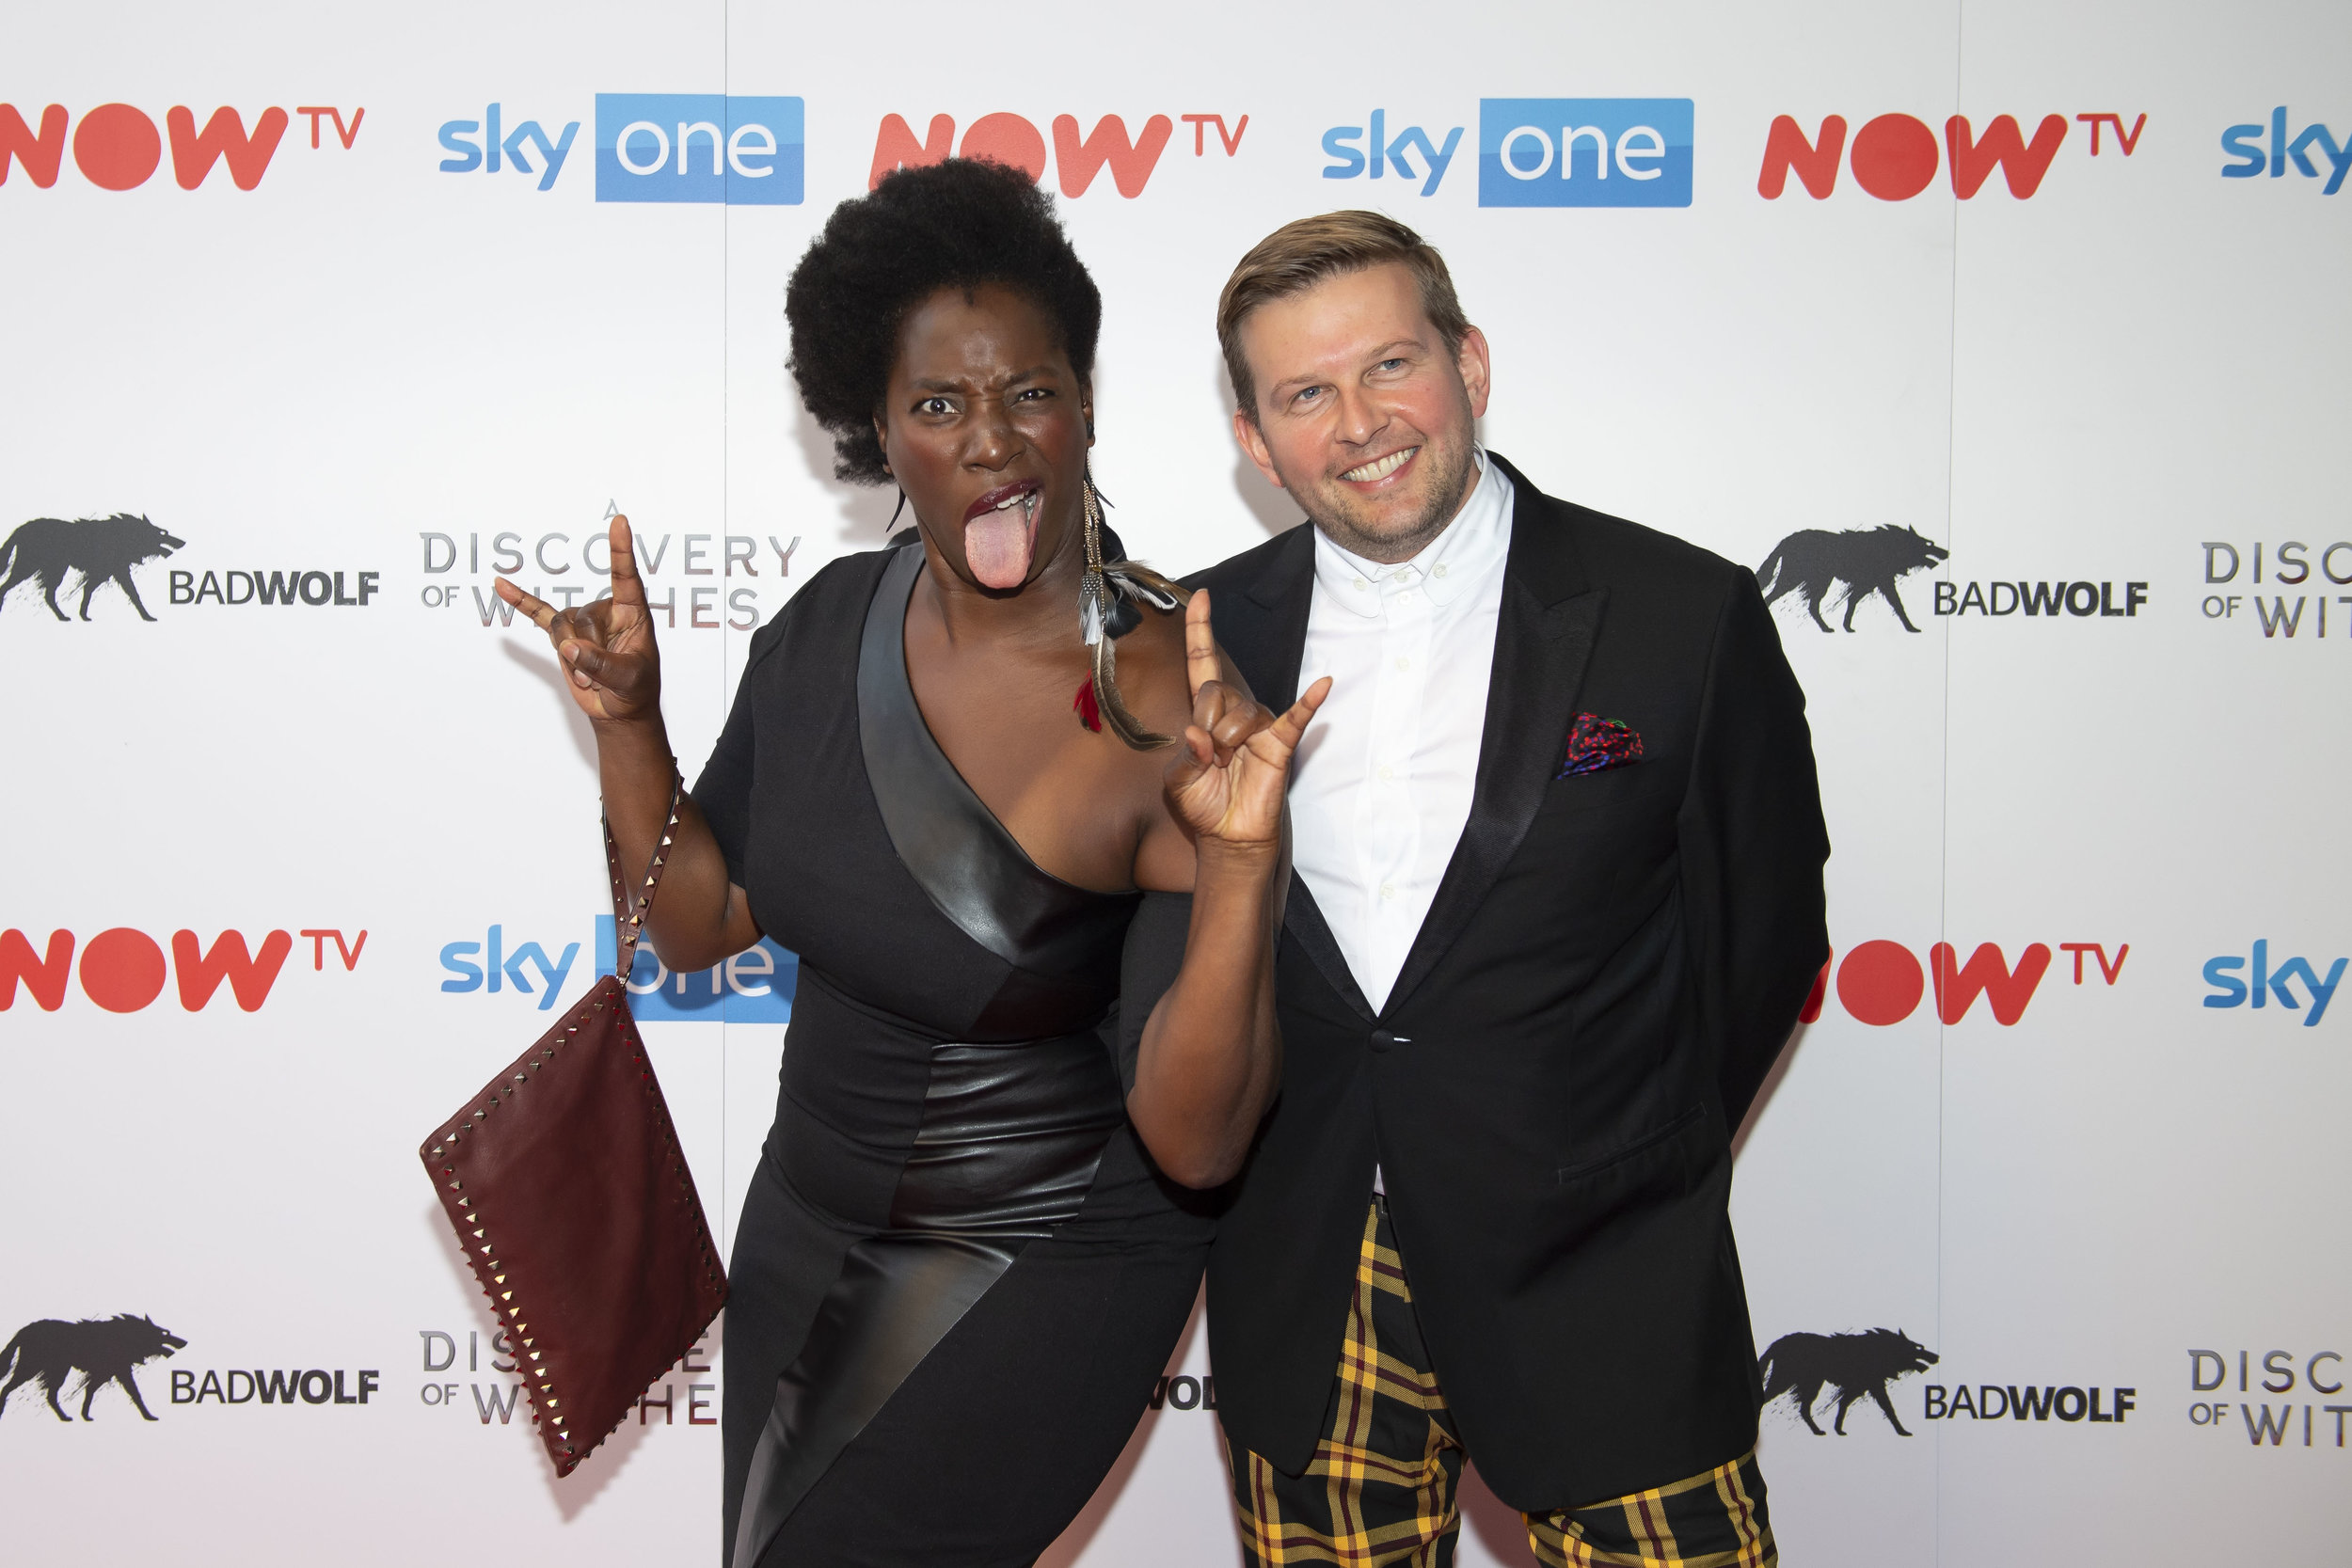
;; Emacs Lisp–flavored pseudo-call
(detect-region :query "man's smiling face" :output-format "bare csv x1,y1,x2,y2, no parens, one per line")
1232,261,1491,564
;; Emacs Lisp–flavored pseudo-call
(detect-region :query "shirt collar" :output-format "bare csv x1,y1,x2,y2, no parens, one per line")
1311,447,1516,619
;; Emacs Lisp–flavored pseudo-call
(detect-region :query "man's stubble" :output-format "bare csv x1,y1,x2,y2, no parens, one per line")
1275,389,1481,567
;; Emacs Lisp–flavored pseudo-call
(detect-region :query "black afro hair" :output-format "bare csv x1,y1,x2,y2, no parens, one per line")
785,158,1103,486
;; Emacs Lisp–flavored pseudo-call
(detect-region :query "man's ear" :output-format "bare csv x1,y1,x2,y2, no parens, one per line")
1454,325,1493,421
1232,408,1285,491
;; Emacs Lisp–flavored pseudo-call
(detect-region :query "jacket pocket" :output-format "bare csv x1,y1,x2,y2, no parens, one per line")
1555,1104,1704,1186
1534,753,1664,816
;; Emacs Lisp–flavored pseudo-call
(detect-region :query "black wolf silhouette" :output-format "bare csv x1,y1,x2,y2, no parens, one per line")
0,514,185,622
0,1314,186,1421
1756,525,1948,633
1757,1327,1939,1436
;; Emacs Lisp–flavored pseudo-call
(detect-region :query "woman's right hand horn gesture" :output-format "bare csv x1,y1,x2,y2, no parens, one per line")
1164,589,1330,856
497,515,661,724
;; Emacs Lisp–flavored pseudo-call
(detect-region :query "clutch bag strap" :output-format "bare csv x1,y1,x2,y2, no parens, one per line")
604,774,685,982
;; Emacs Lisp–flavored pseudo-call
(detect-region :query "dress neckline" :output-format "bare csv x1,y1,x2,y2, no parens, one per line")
891,544,1133,897
856,545,1136,973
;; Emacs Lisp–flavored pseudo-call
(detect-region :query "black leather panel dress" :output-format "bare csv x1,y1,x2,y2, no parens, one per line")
695,544,1211,1568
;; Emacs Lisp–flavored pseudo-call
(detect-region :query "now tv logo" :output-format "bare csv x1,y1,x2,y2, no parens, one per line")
1799,939,2127,1027
1757,110,2139,201
0,101,359,192
869,110,1219,197
1,926,362,1014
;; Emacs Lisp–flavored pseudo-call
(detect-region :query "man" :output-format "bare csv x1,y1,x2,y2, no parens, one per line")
1192,212,1828,1567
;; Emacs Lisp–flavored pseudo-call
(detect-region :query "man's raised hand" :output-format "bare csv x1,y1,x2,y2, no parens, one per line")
494,515,662,725
1164,588,1331,852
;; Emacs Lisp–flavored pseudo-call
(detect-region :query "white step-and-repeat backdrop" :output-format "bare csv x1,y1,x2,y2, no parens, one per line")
4,2,2345,1561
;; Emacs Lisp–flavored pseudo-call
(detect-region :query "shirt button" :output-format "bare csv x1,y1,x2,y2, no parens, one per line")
1376,765,1394,781
1433,563,1449,578
1378,883,1395,900
1395,590,1415,604
1394,656,1411,672
1353,577,1368,591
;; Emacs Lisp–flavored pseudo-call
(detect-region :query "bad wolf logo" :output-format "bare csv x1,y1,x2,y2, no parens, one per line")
0,514,185,622
0,1314,186,1422
1758,1327,1939,1436
1756,525,1948,633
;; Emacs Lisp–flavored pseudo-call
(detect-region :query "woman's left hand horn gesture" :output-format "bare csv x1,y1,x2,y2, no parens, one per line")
1165,589,1331,853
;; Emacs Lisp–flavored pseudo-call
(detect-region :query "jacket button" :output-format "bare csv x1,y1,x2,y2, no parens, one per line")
1371,1030,1409,1053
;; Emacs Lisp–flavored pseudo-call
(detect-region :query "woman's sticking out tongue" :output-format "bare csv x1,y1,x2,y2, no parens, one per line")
963,490,1038,589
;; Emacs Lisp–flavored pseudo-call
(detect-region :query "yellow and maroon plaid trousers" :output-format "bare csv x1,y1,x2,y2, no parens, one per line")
1226,1199,1774,1568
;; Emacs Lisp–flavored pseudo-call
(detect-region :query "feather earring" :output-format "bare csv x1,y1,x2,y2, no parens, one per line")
1078,464,1184,751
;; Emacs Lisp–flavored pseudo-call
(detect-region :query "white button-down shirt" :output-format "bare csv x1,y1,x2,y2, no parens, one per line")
1289,450,1515,1016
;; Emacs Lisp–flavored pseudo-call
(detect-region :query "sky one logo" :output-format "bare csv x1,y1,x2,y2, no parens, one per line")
2220,108,2350,193
2201,942,2344,1026
1321,111,1463,197
596,94,803,205
1478,99,1692,208
596,917,795,1022
438,926,581,1011
437,103,578,192
439,920,796,1022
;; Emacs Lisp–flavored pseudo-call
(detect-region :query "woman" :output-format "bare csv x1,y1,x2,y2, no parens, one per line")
497,158,1327,1567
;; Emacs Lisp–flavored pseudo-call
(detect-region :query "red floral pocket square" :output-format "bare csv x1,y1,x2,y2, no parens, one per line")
1557,713,1644,779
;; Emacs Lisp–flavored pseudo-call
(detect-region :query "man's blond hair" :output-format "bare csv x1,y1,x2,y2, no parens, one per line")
1216,211,1471,423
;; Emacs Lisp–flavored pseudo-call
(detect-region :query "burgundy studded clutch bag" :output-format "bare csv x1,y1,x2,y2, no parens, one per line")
420,785,726,1477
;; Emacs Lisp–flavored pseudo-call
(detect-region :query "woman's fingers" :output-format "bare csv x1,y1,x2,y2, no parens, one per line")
1192,679,1256,766
563,638,612,682
494,519,660,723
496,578,560,632
1162,723,1214,810
1184,589,1219,701
1251,676,1333,760
1190,677,1229,733
606,516,646,609
1207,693,1270,762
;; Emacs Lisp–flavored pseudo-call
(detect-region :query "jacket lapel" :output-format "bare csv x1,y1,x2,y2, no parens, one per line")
1282,879,1375,1022
1219,524,1314,710
1382,456,1605,1017
1206,527,1376,1022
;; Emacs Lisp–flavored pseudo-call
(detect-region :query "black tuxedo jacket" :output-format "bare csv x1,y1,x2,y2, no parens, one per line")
1192,454,1829,1512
